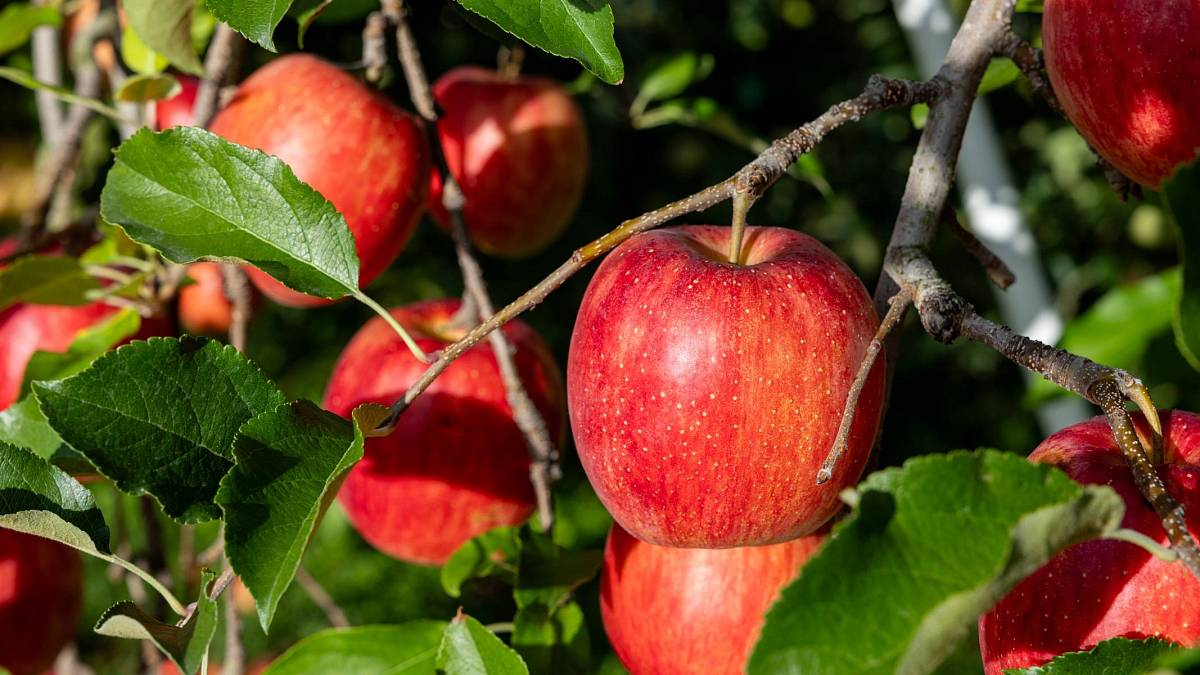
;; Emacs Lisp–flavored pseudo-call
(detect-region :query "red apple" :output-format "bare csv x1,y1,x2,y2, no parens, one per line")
177,262,243,336
601,523,824,675
160,659,270,675
0,530,82,675
210,54,431,307
428,66,588,258
154,74,199,130
1043,0,1200,187
323,298,564,565
979,410,1200,673
567,225,884,548
0,238,174,411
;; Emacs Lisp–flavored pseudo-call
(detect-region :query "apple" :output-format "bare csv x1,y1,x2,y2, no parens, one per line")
0,238,174,411
979,410,1200,673
601,523,824,675
154,74,199,130
160,659,269,675
0,530,82,675
178,262,243,336
323,298,564,565
428,66,588,259
1043,0,1200,187
567,225,884,548
210,54,431,307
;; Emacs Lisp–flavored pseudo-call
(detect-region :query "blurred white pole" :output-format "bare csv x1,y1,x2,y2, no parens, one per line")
892,0,1090,433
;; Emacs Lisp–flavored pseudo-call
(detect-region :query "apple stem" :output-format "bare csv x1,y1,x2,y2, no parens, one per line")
819,289,911,484
353,289,431,364
220,264,252,352
727,191,752,264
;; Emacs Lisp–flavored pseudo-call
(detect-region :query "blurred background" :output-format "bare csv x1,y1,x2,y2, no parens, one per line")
2,0,1192,671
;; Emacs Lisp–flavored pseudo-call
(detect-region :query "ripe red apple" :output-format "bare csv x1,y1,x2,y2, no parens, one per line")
0,239,173,411
567,225,884,548
0,530,82,675
160,659,269,675
979,410,1200,673
1043,0,1200,187
210,54,431,307
601,523,824,675
428,66,588,258
323,298,564,565
154,74,199,130
177,262,241,336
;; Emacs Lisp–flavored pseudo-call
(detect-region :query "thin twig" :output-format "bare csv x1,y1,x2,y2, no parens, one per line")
943,208,1015,289
295,566,350,628
221,563,244,675
385,0,561,528
999,31,1141,201
221,264,251,351
192,24,242,128
818,288,911,484
362,11,389,84
377,74,944,431
31,0,64,145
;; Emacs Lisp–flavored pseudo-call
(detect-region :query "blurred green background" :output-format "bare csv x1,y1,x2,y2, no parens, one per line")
2,0,1193,671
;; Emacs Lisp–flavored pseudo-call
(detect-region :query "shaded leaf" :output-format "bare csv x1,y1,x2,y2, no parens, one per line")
115,73,180,103
263,622,447,674
451,0,623,84
438,612,529,675
1008,637,1178,674
119,25,169,76
291,0,334,47
95,568,219,675
632,52,714,114
217,402,386,631
0,442,110,555
0,398,65,460
748,450,1125,675
35,337,286,522
121,0,203,74
1163,157,1200,371
441,526,521,598
978,58,1021,96
0,255,99,311
512,602,589,675
100,127,361,302
514,527,601,610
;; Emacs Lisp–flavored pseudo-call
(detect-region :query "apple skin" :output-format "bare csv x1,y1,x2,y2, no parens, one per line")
567,225,884,548
177,262,241,336
210,54,431,307
323,298,564,565
154,74,199,130
428,66,588,259
0,530,82,675
1043,0,1200,187
979,410,1200,673
601,523,824,675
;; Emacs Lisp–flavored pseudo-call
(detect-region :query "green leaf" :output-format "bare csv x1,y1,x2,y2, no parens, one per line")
514,528,602,610
978,58,1021,96
748,450,1126,675
263,622,447,674
0,255,100,311
513,602,589,675
95,568,219,675
205,0,294,51
438,612,530,675
0,3,61,56
0,66,131,123
0,398,65,460
120,0,203,75
632,52,714,114
0,442,110,555
441,526,521,598
217,402,387,631
100,127,362,302
115,73,181,103
20,309,142,397
451,0,623,84
1008,637,1179,674
119,25,169,76
34,337,286,523
1015,0,1044,12
1163,157,1200,371
1027,270,1179,403
290,0,334,48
